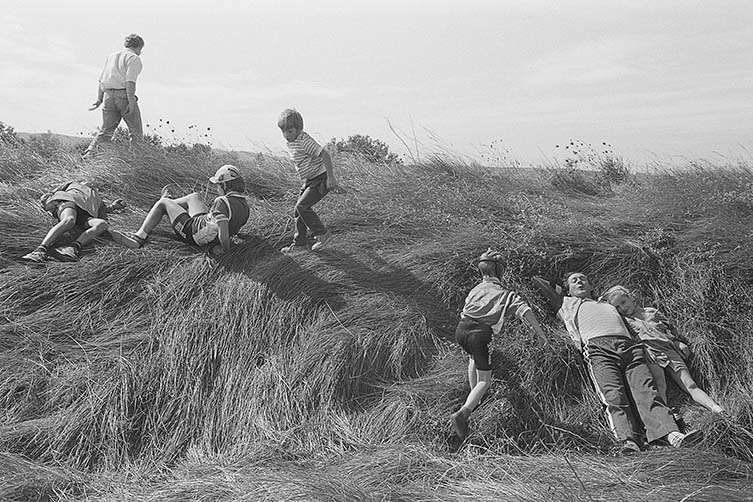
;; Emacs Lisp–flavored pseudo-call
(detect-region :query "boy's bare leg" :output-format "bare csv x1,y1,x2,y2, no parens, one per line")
463,369,492,411
467,357,478,390
76,218,109,246
669,367,724,413
136,196,200,236
40,207,78,248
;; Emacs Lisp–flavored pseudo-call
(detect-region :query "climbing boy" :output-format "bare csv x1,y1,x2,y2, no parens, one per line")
451,249,548,439
277,108,338,253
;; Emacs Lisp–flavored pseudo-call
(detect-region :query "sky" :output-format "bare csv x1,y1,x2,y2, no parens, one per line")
1,0,752,166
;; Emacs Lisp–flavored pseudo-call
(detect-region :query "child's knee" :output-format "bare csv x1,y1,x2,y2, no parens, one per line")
91,219,108,233
58,216,76,229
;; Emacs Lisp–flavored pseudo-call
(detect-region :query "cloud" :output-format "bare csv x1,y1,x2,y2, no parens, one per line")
524,37,644,87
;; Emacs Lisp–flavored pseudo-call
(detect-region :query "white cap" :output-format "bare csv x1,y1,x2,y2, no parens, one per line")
209,164,241,184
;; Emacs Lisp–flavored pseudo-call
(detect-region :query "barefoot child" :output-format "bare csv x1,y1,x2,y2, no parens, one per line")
110,164,249,254
451,249,548,439
277,108,338,253
22,181,116,262
604,285,724,414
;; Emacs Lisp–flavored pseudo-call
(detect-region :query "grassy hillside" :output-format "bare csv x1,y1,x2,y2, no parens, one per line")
1,131,752,501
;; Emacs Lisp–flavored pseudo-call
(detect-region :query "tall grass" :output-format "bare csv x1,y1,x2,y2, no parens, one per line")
1,135,752,500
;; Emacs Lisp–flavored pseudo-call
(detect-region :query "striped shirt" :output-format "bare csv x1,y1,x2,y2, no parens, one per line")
285,131,326,181
99,48,143,90
460,277,531,335
558,297,632,348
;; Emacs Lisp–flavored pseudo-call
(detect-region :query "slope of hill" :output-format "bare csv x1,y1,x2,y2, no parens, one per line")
1,136,752,501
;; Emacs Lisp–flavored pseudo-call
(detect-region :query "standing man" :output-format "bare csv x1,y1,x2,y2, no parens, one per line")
84,34,145,158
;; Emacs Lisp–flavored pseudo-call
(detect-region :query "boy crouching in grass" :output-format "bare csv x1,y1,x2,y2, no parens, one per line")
22,181,122,263
110,164,249,254
451,249,548,439
278,108,339,254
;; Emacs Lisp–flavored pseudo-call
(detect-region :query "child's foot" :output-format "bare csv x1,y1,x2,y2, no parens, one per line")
667,429,703,448
55,245,80,262
21,247,48,263
311,231,331,251
110,230,146,249
161,184,177,199
620,438,641,454
281,243,310,254
450,409,470,439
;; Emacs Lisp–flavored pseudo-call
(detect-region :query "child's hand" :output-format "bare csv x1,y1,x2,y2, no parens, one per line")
210,244,226,256
327,178,343,194
677,341,691,358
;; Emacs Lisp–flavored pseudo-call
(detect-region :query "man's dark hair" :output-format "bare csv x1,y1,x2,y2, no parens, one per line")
125,34,145,49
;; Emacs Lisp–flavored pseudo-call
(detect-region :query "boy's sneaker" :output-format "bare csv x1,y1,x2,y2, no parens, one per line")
281,243,310,254
311,231,331,251
620,439,641,454
110,230,146,249
55,245,80,262
21,247,48,263
667,429,703,448
450,409,470,439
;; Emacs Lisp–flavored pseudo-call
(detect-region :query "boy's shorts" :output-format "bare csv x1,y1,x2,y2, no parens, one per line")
644,340,688,373
171,212,218,246
455,317,492,371
53,201,90,227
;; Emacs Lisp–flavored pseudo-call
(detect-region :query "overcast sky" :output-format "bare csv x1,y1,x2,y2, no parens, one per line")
1,0,751,166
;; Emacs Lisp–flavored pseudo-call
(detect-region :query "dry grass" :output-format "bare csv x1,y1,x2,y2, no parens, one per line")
1,136,752,500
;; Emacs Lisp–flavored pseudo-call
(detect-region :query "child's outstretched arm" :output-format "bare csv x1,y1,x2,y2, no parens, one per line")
532,276,564,313
216,220,231,253
522,309,548,345
320,150,339,192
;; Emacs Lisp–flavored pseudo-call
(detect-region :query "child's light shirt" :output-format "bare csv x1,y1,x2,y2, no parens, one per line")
47,181,104,218
558,297,632,349
625,308,676,343
286,131,326,181
190,192,250,246
460,277,531,335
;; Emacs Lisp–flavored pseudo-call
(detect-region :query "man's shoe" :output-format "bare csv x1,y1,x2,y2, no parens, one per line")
450,409,470,439
110,230,146,249
55,245,80,262
620,439,641,454
21,247,48,263
311,231,331,251
668,429,703,448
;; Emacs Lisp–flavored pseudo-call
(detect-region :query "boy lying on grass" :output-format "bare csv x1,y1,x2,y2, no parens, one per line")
110,164,249,254
22,181,125,263
603,285,725,414
533,272,701,453
450,249,548,440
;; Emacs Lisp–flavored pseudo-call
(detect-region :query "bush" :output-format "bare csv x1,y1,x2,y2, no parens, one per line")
330,134,402,165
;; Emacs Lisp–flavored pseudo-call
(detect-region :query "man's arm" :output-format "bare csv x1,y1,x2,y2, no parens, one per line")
532,276,564,313
125,81,137,117
89,84,104,111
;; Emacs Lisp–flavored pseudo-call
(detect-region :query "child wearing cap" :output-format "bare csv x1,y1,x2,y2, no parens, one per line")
277,108,339,253
111,164,249,253
604,285,724,414
450,248,548,440
22,181,121,263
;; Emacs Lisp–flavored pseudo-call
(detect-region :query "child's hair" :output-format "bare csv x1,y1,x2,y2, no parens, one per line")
278,108,303,131
124,34,145,49
477,248,504,277
602,285,631,303
222,177,245,193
